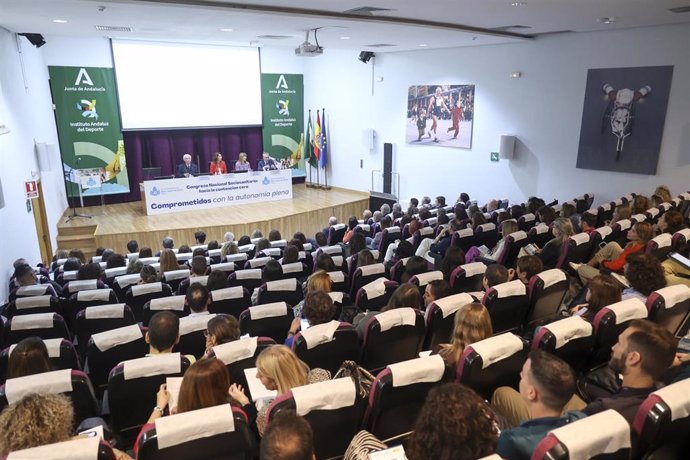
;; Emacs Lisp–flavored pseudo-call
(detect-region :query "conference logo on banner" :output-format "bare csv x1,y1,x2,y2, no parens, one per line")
260,73,305,172
48,66,130,197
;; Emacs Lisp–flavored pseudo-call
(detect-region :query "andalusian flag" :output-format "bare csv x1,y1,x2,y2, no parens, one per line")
319,109,328,169
305,110,317,167
313,110,321,162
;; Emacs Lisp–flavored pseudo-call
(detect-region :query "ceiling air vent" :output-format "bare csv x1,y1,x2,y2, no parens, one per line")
669,5,690,13
94,25,133,32
257,35,294,40
364,43,396,48
344,6,393,16
490,25,532,31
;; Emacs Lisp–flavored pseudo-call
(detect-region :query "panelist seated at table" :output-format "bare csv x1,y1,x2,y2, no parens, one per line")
176,154,200,178
234,152,252,172
209,152,228,175
257,152,278,171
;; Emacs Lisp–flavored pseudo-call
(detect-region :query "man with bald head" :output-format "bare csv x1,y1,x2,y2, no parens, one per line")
176,153,199,177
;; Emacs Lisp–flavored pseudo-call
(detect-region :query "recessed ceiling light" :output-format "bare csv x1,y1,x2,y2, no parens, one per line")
510,2,527,6
418,44,428,47
219,28,234,32
340,36,351,40
53,19,68,23
597,17,617,24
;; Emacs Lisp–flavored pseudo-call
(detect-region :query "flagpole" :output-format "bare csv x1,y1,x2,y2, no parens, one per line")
306,109,313,188
323,107,331,190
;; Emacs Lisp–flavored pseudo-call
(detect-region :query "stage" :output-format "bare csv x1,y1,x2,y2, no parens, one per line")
56,184,370,255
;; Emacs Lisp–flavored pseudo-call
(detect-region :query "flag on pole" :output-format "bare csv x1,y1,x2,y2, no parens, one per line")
313,110,321,162
305,110,317,167
319,109,328,169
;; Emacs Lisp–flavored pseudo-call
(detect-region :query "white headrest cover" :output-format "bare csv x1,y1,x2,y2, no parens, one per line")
212,286,245,301
331,224,347,231
425,218,437,226
549,410,630,457
67,280,98,292
600,203,612,211
332,255,344,267
469,333,523,369
139,257,159,265
10,313,55,331
521,213,535,222
7,436,101,460
236,269,262,280
358,263,385,277
164,269,191,281
62,271,78,281
681,192,690,200
509,230,527,242
123,352,181,380
303,243,313,251
261,248,282,256
387,355,445,387
5,369,73,404
115,274,140,288
596,226,613,237
131,282,164,296
105,267,127,278
281,262,303,274
478,223,496,232
491,280,526,298
570,233,590,245
327,271,345,283
188,276,209,286
461,262,487,277
656,284,690,307
320,245,342,255
176,253,193,261
631,213,646,223
455,228,473,238
537,269,567,289
651,378,690,422
249,257,271,268
15,295,52,310
433,293,475,318
265,279,298,291
179,314,216,335
328,292,344,303
155,403,235,449
651,233,672,249
370,250,380,260
10,338,63,359
675,228,690,240
419,226,435,235
249,302,288,320
227,253,249,262
375,307,417,332
149,295,186,311
15,285,49,296
604,298,648,324
211,262,235,272
617,219,632,231
412,271,443,286
647,208,660,217
300,320,340,350
85,303,126,319
361,278,388,299
92,324,143,352
77,289,112,302
208,249,222,257
544,316,593,349
291,378,357,416
357,224,371,232
212,337,258,364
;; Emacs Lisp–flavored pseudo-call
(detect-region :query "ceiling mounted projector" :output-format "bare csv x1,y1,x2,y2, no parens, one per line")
295,29,323,57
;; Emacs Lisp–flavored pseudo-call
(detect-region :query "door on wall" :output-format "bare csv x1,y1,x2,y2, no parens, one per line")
32,180,53,266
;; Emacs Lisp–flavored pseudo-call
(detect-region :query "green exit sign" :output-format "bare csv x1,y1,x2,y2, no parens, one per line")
490,152,500,162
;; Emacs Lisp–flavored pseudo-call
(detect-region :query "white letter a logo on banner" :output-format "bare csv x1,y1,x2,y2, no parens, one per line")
75,68,94,86
276,75,288,90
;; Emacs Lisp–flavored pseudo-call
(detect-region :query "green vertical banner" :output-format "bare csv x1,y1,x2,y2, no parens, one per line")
260,74,305,172
48,66,130,197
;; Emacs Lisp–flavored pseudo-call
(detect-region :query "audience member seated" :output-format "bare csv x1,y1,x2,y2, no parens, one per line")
579,212,597,234
260,412,315,460
657,209,684,235
348,233,367,258
145,311,187,360
536,206,556,226
537,217,573,269
159,248,182,275
465,220,518,263
383,239,414,266
251,260,283,305
493,350,585,459
127,240,138,254
483,263,511,293
138,265,158,284
353,283,422,339
293,270,332,314
285,290,336,347
77,262,103,281
401,256,428,284
69,248,87,264
186,283,210,316
578,221,653,284
512,255,543,285
440,246,465,281
568,274,621,321
269,229,282,242
435,303,492,368
367,216,391,250
11,263,58,297
203,314,240,357
126,259,144,275
6,336,52,379
314,231,327,248
621,253,667,302
356,250,376,268
206,270,230,292
106,253,127,269
415,218,463,261
221,241,239,261
423,279,451,308
281,245,300,265
138,247,153,258
631,195,650,215
314,253,336,273
256,238,271,255
343,216,359,244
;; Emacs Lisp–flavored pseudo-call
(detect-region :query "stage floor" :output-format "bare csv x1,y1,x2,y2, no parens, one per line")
57,184,370,253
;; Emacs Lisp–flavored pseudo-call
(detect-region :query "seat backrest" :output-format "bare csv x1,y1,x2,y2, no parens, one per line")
361,308,425,373
408,271,443,298
412,226,436,250
326,270,350,294
161,269,191,293
354,279,398,312
388,257,410,284
8,283,56,302
266,378,365,459
456,332,527,400
108,353,191,442
568,232,593,264
596,203,614,227
209,286,251,318
64,279,106,297
136,404,254,460
0,369,99,425
176,314,217,359
0,338,80,385
496,230,529,267
633,378,690,456
450,262,486,294
225,253,249,271
227,269,263,292
143,295,189,326
671,229,690,254
475,223,499,249
125,282,173,323
528,223,554,248
423,293,475,350
239,302,294,343
177,275,209,296
327,223,347,245
531,316,594,373
646,285,690,335
292,322,359,375
377,227,402,258
4,295,60,319
256,279,303,307
451,228,477,252
532,409,632,460
1,313,70,348
518,213,536,232
482,280,530,334
86,324,147,392
4,437,116,460
366,355,448,440
645,233,673,261
67,289,118,324
112,273,141,303
74,303,136,356
526,269,569,327
207,337,275,402
590,298,648,369
350,263,388,298
281,262,307,281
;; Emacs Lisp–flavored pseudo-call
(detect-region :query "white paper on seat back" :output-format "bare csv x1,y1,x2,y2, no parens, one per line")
112,40,261,130
5,369,73,404
292,378,356,416
7,436,100,460
155,404,235,449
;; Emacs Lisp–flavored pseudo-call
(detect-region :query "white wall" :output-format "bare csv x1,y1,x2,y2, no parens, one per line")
0,29,67,302
307,24,690,207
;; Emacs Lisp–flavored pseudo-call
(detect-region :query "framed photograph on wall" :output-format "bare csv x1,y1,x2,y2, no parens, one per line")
576,65,674,175
407,84,475,149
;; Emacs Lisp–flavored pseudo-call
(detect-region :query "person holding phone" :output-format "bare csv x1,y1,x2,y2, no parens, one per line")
285,290,335,348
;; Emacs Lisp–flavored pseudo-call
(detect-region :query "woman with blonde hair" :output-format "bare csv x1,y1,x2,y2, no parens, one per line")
538,217,574,269
209,152,227,175
436,303,493,367
234,152,251,171
464,220,518,263
654,185,672,203
220,241,239,261
159,248,182,274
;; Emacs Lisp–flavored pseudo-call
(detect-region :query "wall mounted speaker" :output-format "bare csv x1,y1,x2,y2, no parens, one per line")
383,142,393,194
18,33,46,48
499,135,516,160
358,51,375,63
